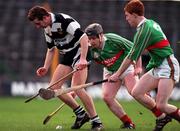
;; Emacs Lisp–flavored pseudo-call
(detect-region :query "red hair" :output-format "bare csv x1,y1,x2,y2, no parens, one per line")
124,0,144,16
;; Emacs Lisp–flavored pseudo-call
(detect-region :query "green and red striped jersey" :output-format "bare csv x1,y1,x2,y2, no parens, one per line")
90,33,133,72
128,19,173,70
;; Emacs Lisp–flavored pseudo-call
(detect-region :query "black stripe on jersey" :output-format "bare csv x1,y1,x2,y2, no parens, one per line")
57,28,84,50
74,28,84,38
47,42,55,49
48,14,74,38
55,13,74,32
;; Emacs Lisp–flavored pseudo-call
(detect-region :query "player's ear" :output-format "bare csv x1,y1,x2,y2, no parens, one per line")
98,34,103,42
99,33,103,38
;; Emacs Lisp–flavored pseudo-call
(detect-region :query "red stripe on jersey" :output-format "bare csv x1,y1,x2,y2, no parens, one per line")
95,50,124,67
147,39,170,50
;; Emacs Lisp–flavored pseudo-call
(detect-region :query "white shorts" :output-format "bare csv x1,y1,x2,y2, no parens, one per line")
103,65,134,80
148,54,179,83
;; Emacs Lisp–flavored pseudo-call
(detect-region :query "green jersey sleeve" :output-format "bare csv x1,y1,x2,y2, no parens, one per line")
127,21,152,61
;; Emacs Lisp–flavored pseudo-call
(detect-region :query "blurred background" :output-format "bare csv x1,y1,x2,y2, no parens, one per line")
0,0,180,100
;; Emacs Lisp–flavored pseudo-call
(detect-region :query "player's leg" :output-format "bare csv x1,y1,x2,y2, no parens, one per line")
71,67,103,130
126,72,171,131
131,73,170,118
133,58,179,131
102,72,135,129
123,65,161,115
150,78,177,131
123,73,138,94
39,64,90,129
49,64,81,109
38,64,80,108
155,55,180,123
156,78,180,122
154,55,180,129
131,72,158,108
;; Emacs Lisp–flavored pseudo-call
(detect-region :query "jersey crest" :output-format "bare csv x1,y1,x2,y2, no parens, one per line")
57,28,63,35
93,52,100,59
95,50,124,67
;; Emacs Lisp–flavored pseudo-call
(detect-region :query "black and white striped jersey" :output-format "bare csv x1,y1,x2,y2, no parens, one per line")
44,13,85,54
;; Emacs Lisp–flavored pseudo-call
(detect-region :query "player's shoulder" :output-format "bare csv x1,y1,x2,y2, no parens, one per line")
53,13,74,22
144,19,159,27
105,33,121,38
58,13,72,19
105,33,127,41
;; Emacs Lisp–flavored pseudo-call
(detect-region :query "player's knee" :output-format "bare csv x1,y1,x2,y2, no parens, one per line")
131,89,138,98
127,89,132,96
102,94,113,104
131,89,144,101
74,89,88,98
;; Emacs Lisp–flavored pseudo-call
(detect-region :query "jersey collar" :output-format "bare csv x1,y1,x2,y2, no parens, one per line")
44,13,55,34
137,17,146,29
102,36,107,50
49,12,55,24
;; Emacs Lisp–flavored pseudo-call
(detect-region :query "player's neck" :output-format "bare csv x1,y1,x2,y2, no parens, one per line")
136,16,146,27
99,35,105,49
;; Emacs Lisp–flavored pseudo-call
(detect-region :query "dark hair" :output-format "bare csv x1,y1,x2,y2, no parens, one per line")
27,6,49,21
85,23,103,36
124,0,144,16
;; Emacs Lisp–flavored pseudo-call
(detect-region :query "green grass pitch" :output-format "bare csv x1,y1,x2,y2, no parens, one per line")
0,97,179,131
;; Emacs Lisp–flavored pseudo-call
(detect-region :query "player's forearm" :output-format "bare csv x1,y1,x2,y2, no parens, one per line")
79,34,88,60
136,56,142,69
116,57,133,76
43,49,55,69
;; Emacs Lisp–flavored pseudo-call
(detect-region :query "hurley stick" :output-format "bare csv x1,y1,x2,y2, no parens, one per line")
55,79,108,96
43,103,65,125
25,61,91,103
43,92,77,125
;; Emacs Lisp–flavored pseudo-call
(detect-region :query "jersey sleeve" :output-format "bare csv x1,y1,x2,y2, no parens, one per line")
66,21,84,40
105,33,133,51
44,31,55,49
128,23,152,61
59,13,85,41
